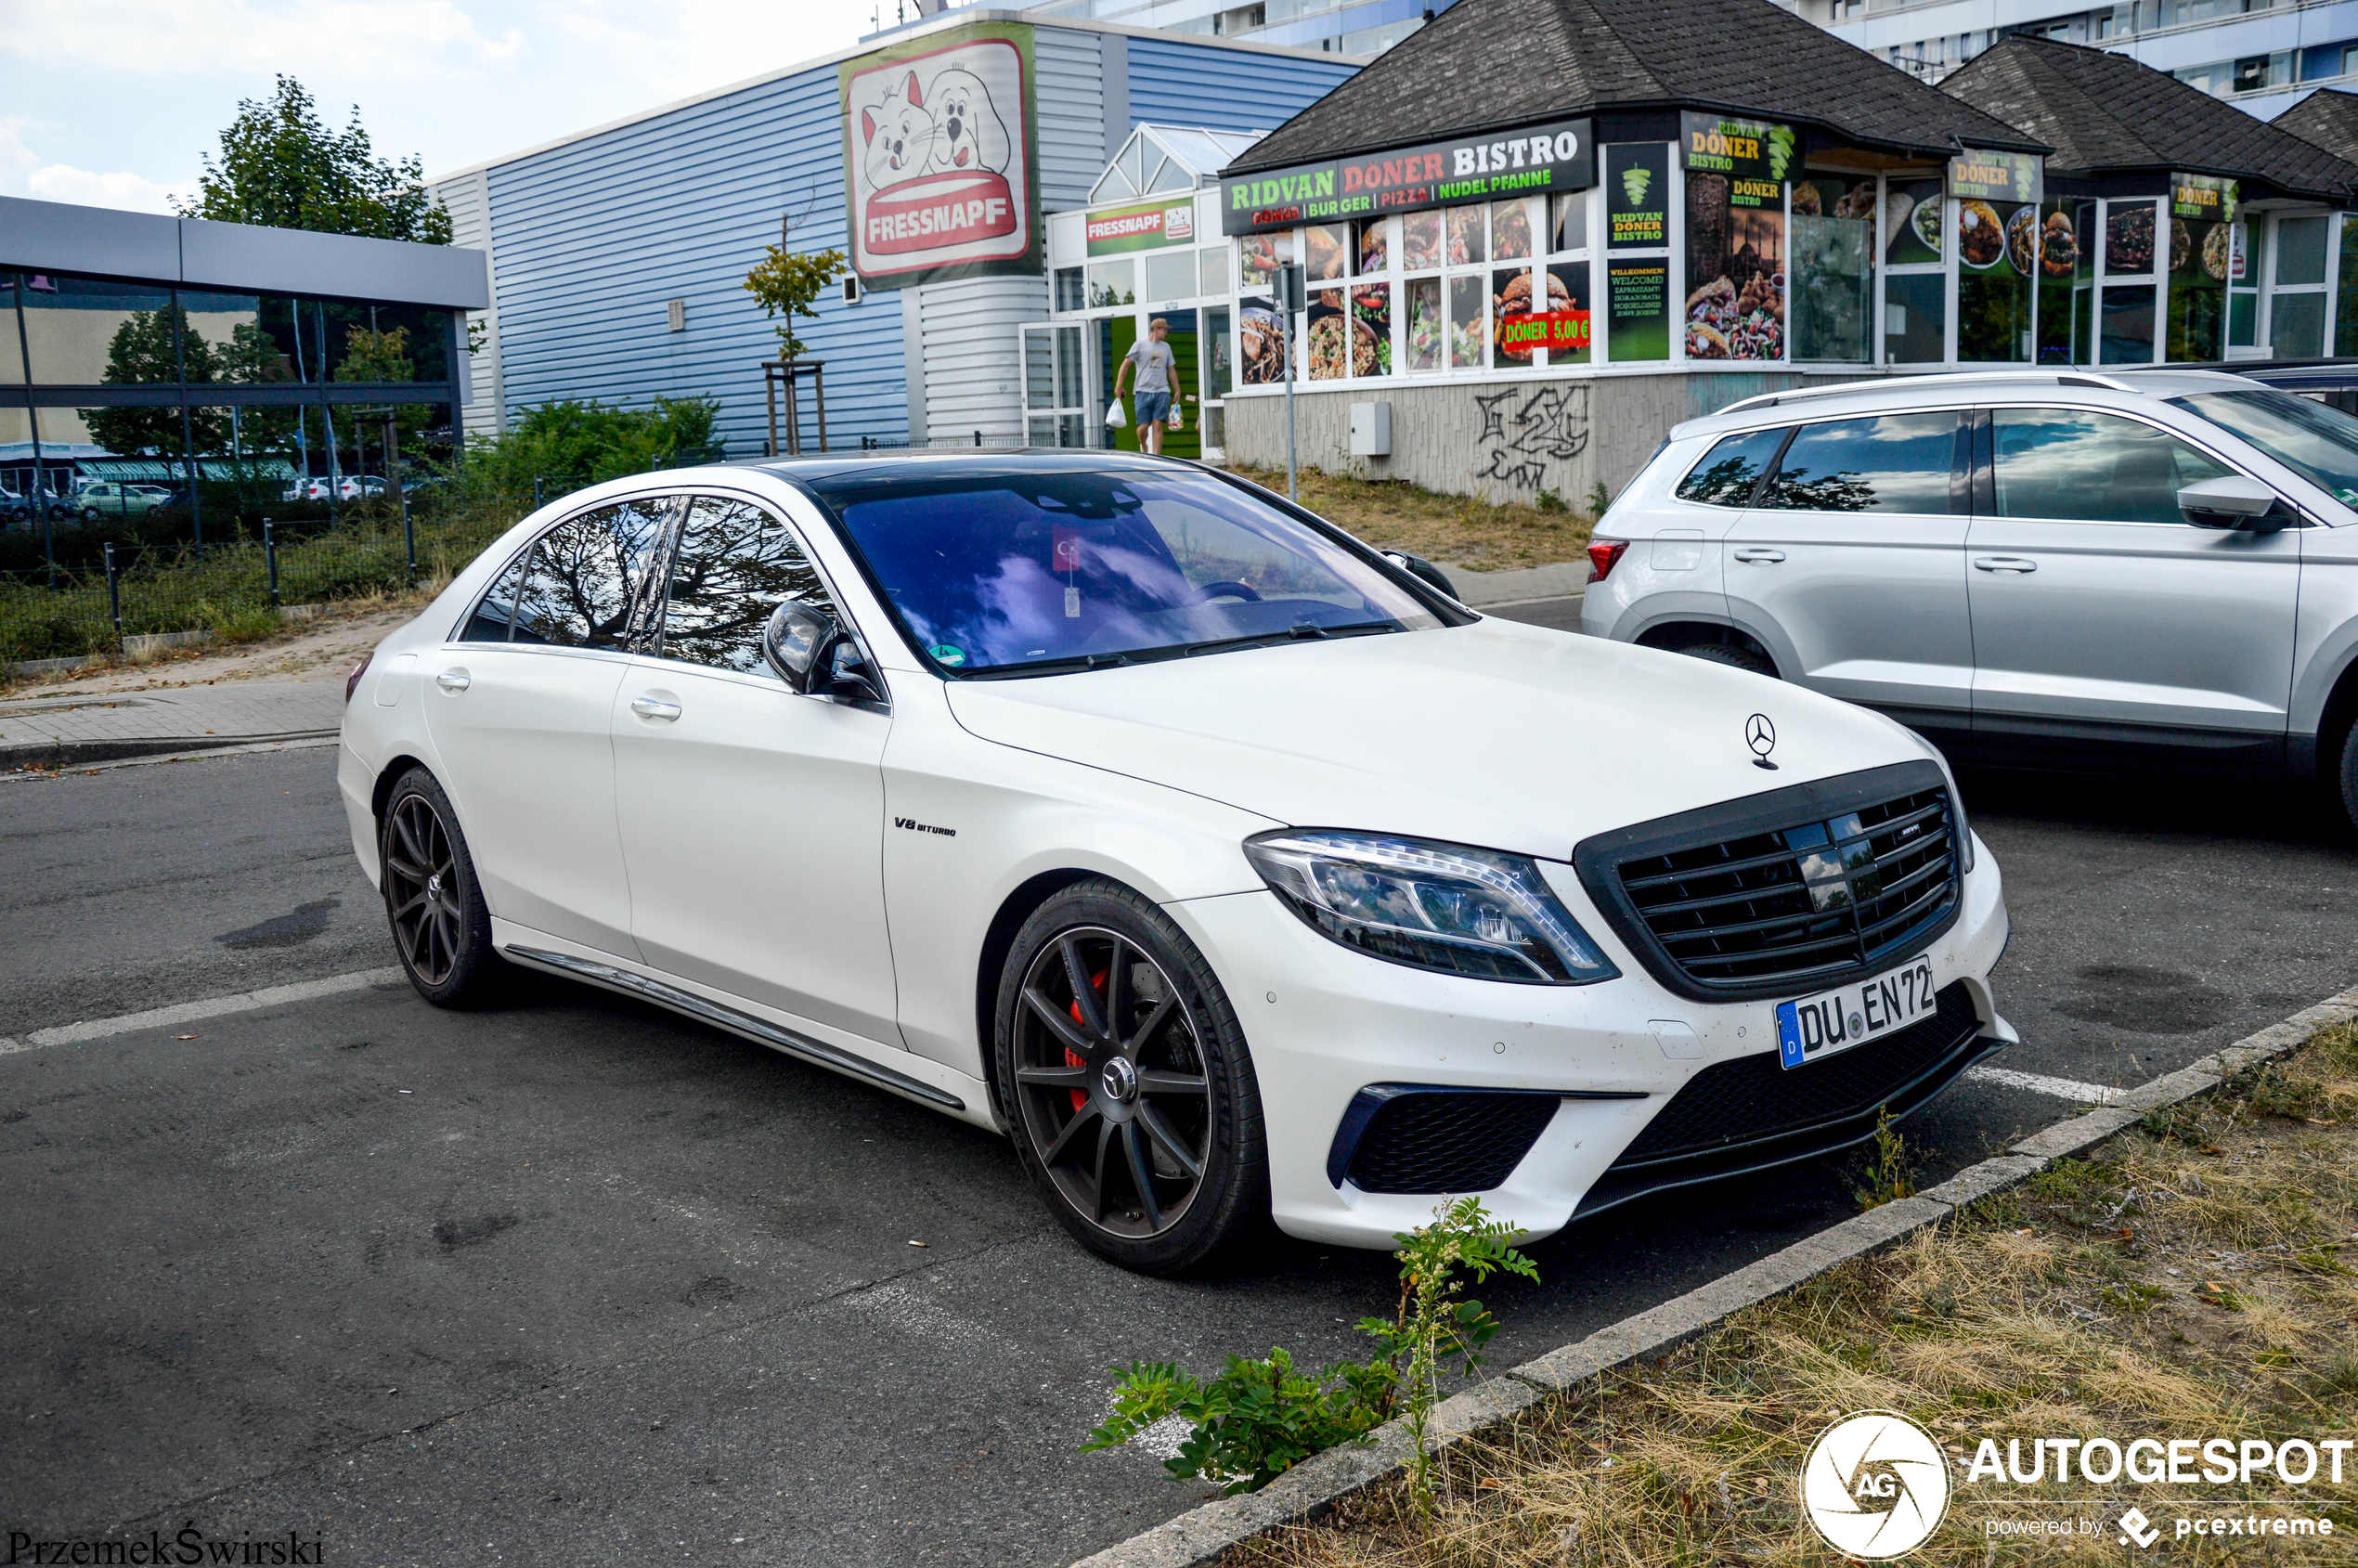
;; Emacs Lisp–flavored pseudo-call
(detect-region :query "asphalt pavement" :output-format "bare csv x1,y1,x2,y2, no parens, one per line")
6,601,2358,1565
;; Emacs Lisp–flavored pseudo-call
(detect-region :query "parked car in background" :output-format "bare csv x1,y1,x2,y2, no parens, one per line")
74,482,174,522
338,450,2012,1273
1586,369,2358,829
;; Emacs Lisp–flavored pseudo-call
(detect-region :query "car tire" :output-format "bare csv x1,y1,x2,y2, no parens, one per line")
380,767,505,1007
2337,721,2358,837
994,878,1270,1275
1677,641,1777,678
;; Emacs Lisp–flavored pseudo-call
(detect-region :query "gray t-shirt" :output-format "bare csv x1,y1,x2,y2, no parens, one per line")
1125,339,1174,394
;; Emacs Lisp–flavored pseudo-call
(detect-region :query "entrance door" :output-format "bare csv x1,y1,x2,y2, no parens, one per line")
1019,322,1091,448
1723,408,1976,743
1966,405,2300,766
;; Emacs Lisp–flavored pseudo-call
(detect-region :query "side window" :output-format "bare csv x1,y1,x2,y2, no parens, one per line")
1676,427,1788,506
1765,412,1963,513
459,550,530,642
656,495,837,676
510,499,669,648
1991,408,2236,524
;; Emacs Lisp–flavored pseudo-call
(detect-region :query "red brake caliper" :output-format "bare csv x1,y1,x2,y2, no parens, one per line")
1068,968,1108,1112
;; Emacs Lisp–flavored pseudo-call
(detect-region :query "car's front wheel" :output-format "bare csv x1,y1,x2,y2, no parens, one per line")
381,767,504,1006
994,879,1268,1275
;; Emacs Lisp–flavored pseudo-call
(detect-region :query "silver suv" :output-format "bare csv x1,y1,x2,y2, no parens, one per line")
1585,369,2358,826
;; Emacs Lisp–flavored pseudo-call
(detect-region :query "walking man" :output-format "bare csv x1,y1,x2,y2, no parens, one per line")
1113,317,1177,456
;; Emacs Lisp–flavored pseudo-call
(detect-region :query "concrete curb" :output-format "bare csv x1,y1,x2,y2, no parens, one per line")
0,729,340,770
0,732,342,781
1448,560,1589,609
1072,985,2358,1568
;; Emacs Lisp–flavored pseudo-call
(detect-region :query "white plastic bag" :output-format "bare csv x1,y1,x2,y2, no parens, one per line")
1168,404,1184,432
1105,398,1125,428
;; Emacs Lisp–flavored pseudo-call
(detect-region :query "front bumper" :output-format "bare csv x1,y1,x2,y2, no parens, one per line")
1161,839,2010,1250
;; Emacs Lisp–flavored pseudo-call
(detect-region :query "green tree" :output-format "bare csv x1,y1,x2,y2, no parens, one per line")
744,245,847,359
81,307,225,456
178,75,451,244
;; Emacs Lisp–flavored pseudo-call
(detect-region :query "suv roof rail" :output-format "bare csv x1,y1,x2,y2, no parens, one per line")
1711,369,2144,420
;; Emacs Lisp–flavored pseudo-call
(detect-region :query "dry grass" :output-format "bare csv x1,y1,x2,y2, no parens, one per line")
1236,1026,2358,1566
1231,465,1596,574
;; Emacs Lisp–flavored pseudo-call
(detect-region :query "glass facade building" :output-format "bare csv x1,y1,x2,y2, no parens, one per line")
2,197,486,541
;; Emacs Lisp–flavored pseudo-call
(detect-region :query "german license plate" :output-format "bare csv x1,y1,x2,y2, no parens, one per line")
1776,954,1937,1069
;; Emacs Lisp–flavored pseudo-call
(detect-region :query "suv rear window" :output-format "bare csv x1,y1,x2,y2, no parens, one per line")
1763,412,1963,513
1675,427,1788,507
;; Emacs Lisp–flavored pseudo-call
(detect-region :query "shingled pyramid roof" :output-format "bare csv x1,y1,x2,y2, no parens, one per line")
2274,87,2358,169
1224,0,2045,175
1941,37,2358,201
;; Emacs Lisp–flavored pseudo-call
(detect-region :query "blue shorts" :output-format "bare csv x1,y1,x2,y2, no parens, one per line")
1134,390,1172,426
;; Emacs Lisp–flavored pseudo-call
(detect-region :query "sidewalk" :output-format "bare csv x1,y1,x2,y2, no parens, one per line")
1448,559,1588,609
0,678,346,769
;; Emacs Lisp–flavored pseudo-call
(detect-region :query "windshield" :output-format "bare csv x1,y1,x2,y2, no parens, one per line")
2170,388,2358,508
810,469,1445,675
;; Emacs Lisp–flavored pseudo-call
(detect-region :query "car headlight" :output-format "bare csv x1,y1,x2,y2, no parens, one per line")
1243,830,1619,985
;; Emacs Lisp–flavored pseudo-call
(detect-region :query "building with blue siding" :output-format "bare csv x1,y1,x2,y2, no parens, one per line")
432,9,1357,459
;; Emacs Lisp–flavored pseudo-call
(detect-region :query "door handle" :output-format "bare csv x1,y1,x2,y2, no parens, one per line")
1731,548,1786,564
434,670,471,692
629,695,683,721
1972,556,2038,573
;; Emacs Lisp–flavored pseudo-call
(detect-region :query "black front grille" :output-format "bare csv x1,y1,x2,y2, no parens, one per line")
1577,763,1960,999
1345,1091,1561,1194
1613,981,1980,1168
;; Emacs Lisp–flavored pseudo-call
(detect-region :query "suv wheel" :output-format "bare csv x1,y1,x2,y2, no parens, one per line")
994,879,1268,1275
1677,641,1777,678
381,768,504,1006
2336,723,2358,836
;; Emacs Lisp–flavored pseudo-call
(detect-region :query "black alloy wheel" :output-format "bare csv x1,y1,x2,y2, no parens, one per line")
997,880,1267,1274
1676,641,1778,678
381,767,501,1006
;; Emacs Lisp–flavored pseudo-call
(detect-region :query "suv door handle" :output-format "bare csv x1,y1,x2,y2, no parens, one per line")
434,669,471,692
629,695,683,721
1973,556,2038,573
1731,548,1785,564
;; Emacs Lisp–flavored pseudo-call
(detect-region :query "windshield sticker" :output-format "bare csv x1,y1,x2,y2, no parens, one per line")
930,643,967,667
2339,489,2358,505
1051,525,1082,572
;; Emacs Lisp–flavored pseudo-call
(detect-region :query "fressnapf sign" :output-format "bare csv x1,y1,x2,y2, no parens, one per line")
839,23,1040,289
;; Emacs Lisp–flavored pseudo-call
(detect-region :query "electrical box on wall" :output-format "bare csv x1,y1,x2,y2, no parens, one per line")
843,276,862,305
1349,401,1392,457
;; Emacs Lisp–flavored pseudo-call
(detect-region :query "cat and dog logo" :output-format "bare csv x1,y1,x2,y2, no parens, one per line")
839,28,1035,286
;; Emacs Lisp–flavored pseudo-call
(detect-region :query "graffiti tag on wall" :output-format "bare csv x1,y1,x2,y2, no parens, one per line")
1471,384,1590,492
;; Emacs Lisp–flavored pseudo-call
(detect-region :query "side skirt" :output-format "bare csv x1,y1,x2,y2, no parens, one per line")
502,943,968,1114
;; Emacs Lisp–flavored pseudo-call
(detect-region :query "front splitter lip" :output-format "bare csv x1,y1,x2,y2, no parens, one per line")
1566,1030,2008,1222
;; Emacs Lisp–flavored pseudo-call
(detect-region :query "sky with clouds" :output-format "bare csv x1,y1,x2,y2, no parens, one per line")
1,0,887,214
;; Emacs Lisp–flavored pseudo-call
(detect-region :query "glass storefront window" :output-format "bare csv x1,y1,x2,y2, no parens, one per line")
1237,233,1292,290
1492,267,1535,366
1957,199,2032,363
1406,277,1442,371
1402,211,1443,271
1684,172,1786,361
2272,291,2326,359
1204,306,1231,398
2338,221,2358,357
1546,262,1592,365
1087,258,1135,308
1447,274,1485,369
2228,220,2261,348
2101,285,2157,363
1306,288,1351,379
1445,206,1486,266
1355,218,1389,274
1789,177,1873,363
1238,301,1285,387
1198,248,1228,299
2277,215,2328,286
1885,271,1945,363
1352,281,1393,376
1551,191,1587,253
2166,216,2227,361
1143,249,1196,304
1304,223,1349,281
1492,200,1535,263
2035,201,2092,365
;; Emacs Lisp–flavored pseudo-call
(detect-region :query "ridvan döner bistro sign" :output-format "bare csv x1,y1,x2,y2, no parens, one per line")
1220,119,1593,236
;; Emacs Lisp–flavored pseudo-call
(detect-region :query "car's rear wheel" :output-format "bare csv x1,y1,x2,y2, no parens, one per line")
381,767,504,1007
1677,641,1777,678
995,879,1267,1275
2335,721,2358,837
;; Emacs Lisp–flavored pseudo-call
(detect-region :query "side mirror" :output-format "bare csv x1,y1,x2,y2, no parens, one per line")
1381,549,1460,601
761,600,886,706
2179,475,2292,533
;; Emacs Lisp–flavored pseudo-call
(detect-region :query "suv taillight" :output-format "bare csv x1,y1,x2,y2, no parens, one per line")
1587,538,1630,584
345,651,373,706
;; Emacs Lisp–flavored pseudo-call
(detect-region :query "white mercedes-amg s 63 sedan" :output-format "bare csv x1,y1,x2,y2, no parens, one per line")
337,450,2013,1274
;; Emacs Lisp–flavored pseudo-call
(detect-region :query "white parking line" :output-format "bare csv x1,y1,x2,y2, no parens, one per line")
1964,1064,2129,1106
0,966,406,1056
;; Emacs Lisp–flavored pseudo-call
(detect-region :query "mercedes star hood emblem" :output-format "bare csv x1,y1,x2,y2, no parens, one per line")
1746,713,1778,770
